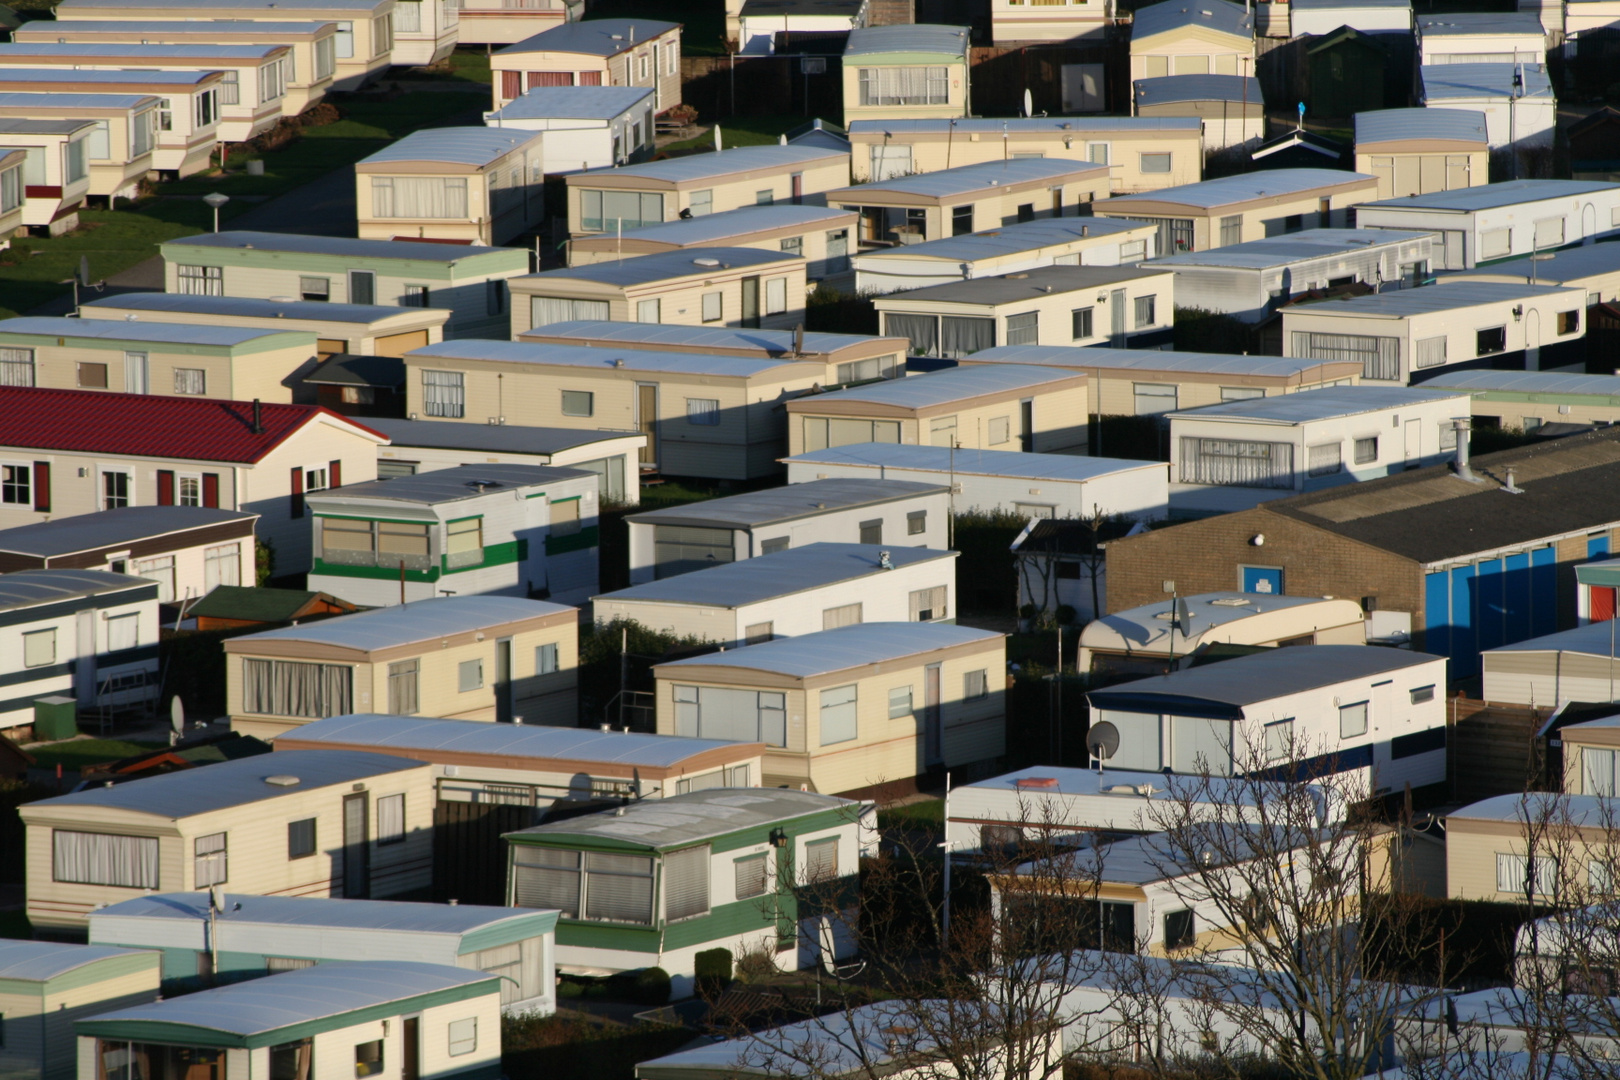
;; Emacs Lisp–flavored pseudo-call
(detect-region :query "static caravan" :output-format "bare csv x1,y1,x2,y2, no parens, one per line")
1438,237,1620,315
399,340,826,480
506,788,864,995
368,417,644,505
89,892,557,1014
737,0,868,54
872,265,1176,354
0,942,159,1080
482,85,655,173
840,24,971,128
276,713,766,805
1480,622,1620,707
0,507,257,607
1167,385,1473,516
1093,168,1381,255
1357,179,1620,270
600,542,959,645
1146,228,1437,322
1442,793,1618,901
1131,74,1264,152
1420,63,1555,152
785,364,1090,456
0,93,155,204
0,570,160,733
1281,281,1588,383
991,0,1106,44
51,0,397,91
844,117,1204,192
1130,0,1254,84
655,622,1005,795
1078,592,1368,680
72,963,503,1080
956,345,1365,421
515,320,910,388
490,19,682,104
1085,644,1449,793
0,317,319,404
1289,0,1412,34
305,464,599,609
159,231,531,339
1556,713,1620,795
625,480,950,583
20,749,436,932
1353,109,1491,201
454,0,570,45
388,0,458,65
355,127,544,247
851,217,1160,295
827,158,1112,248
10,20,338,116
1423,370,1620,431
0,45,286,145
566,205,858,281
561,145,851,238
511,248,809,334
81,294,450,361
0,69,220,179
0,387,386,573
783,443,1170,522
0,118,94,235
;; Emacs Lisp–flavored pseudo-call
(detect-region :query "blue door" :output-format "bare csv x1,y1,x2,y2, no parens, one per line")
1242,566,1283,595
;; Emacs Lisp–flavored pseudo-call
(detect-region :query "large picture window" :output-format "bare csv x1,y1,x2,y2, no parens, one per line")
54,830,158,888
857,65,949,106
320,518,431,570
1179,438,1294,488
1292,331,1399,381
240,658,352,718
674,685,786,745
580,189,663,231
530,297,610,328
371,176,467,219
194,832,227,887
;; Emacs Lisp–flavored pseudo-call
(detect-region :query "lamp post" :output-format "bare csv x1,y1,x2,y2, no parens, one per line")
203,191,230,234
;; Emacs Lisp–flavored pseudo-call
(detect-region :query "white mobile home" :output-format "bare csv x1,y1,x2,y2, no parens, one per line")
737,0,867,54
1146,228,1436,323
489,19,682,101
306,463,599,608
1417,11,1546,64
1438,237,1620,304
88,892,558,1014
1480,622,1620,707
1086,644,1449,793
625,479,950,583
355,127,544,247
1282,281,1588,383
565,204,858,281
1356,180,1620,270
840,24,972,129
1353,109,1490,201
1289,0,1412,34
783,443,1171,522
367,418,643,504
1420,63,1555,152
851,217,1159,295
599,542,958,646
1131,73,1264,152
0,91,157,203
1422,369,1620,431
0,118,95,235
483,85,655,174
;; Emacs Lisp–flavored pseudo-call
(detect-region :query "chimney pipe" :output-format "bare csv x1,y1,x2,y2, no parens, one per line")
1452,418,1480,483
250,399,263,435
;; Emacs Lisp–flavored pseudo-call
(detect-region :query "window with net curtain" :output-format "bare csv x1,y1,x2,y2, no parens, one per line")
371,176,468,219
1179,437,1294,488
857,66,949,106
1005,312,1039,346
942,316,994,357
820,684,858,745
530,297,609,328
0,347,32,387
241,658,352,718
54,830,159,888
422,368,464,417
1292,332,1399,381
1307,441,1342,477
674,685,787,745
884,312,937,357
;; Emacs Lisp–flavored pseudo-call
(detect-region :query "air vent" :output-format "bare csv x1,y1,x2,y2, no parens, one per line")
1209,597,1252,607
264,775,300,787
693,257,721,267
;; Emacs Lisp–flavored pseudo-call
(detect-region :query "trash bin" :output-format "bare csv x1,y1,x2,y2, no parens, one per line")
33,696,78,741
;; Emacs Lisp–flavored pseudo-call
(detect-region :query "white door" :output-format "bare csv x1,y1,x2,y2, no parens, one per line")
1443,230,1465,269
1404,419,1420,467
1525,308,1541,370
1061,64,1104,112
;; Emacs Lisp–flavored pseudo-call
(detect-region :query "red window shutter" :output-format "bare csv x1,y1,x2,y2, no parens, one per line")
32,462,49,513
156,470,175,506
579,71,602,86
1596,587,1617,622
290,466,305,520
202,473,220,508
501,70,521,100
328,460,342,490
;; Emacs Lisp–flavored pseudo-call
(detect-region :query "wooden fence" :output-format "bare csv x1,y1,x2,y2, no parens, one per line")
1447,695,1554,803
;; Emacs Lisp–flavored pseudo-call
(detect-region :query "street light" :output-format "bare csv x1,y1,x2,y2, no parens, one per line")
203,192,230,234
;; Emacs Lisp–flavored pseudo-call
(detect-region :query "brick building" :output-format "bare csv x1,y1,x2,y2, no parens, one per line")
1105,427,1620,681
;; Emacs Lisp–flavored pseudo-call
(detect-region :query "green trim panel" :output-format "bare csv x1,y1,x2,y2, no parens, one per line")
545,526,598,557
0,950,158,995
312,559,440,583
457,910,560,955
442,538,526,576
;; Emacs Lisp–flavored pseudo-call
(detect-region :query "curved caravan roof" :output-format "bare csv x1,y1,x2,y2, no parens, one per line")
1080,592,1366,657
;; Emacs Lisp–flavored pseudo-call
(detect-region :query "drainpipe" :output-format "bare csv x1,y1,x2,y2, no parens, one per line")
1452,418,1480,483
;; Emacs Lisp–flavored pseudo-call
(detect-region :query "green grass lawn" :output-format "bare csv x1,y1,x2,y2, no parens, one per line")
26,738,164,772
662,113,803,153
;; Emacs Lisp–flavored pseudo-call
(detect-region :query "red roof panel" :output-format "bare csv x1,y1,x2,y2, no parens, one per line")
0,387,383,464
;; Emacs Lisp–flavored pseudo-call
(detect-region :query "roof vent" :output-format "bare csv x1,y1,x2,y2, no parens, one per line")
693,257,721,267
1015,776,1059,788
1209,597,1251,607
264,775,300,787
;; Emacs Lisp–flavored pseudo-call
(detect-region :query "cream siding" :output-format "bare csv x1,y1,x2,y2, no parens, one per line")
511,259,810,334
785,381,1091,456
1094,175,1382,252
1130,24,1256,83
1356,145,1490,201
488,27,683,107
829,171,1112,245
356,138,544,247
840,53,970,128
567,213,857,280
563,155,852,236
847,128,1202,192
80,303,449,357
4,336,318,404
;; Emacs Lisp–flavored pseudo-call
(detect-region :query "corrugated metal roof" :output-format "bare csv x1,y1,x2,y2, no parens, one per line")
967,344,1357,376
1363,178,1619,212
784,442,1163,481
499,18,680,56
1169,385,1468,423
1422,63,1554,101
74,961,496,1039
1283,280,1579,317
1417,11,1546,35
526,246,801,286
165,230,513,262
1148,227,1433,270
236,595,573,652
1103,168,1374,210
799,364,1076,408
1442,240,1620,284
0,316,301,347
31,750,425,817
28,19,336,33
508,786,855,848
0,68,218,86
0,41,282,57
282,713,757,767
835,157,1104,199
628,478,947,528
359,126,538,168
658,621,1000,677
598,542,953,607
1132,0,1253,40
856,217,1150,264
92,892,551,935
844,23,968,57
1133,73,1262,105
0,91,154,109
83,293,427,325
0,568,156,611
365,417,639,454
881,264,1166,305
309,462,585,505
0,507,254,559
847,117,1202,135
570,204,851,245
1423,370,1620,396
518,320,890,356
567,144,845,184
408,339,805,377
0,941,151,982
484,84,652,120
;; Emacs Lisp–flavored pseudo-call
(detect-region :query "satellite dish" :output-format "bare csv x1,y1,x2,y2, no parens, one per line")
170,697,185,734
1086,721,1120,763
1023,89,1033,118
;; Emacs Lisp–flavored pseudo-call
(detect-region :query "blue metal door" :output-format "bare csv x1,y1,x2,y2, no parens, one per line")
1242,566,1283,595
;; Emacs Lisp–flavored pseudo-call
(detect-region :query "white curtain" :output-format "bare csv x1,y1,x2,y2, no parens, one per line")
1179,437,1294,488
205,545,240,591
1291,331,1399,381
820,684,858,745
0,347,33,387
859,66,948,106
107,613,138,652
422,369,464,417
531,297,610,327
241,658,353,718
54,830,158,888
372,176,468,219
377,794,405,843
194,832,228,886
